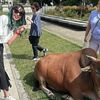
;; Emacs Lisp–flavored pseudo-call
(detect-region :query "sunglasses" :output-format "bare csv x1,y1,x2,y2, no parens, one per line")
14,9,23,16
31,7,35,10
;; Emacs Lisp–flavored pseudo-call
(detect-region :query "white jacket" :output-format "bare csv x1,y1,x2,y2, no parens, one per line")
0,15,13,43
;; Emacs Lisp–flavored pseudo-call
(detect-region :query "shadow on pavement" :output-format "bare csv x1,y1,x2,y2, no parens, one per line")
0,98,3,100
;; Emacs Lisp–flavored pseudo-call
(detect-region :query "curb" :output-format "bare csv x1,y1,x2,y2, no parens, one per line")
41,15,87,30
4,44,29,100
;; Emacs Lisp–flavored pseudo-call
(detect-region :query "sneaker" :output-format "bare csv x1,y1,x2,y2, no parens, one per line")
4,96,16,100
43,48,48,56
33,57,40,61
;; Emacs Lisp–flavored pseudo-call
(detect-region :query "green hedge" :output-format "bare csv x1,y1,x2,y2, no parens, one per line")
45,6,97,21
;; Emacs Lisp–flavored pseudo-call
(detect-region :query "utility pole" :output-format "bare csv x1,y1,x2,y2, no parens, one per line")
26,0,30,4
51,0,53,6
8,0,13,10
80,0,86,17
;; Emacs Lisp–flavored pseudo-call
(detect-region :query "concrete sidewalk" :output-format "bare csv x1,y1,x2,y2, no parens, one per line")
42,21,85,47
0,44,29,100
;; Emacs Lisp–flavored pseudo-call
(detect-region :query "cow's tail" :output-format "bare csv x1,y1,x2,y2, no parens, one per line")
33,71,39,91
32,79,39,91
33,62,40,91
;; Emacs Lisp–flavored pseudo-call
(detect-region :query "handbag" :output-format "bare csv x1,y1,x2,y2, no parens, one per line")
83,16,100,48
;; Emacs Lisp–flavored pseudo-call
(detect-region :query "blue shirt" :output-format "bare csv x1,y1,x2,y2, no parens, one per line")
29,11,42,36
89,10,100,40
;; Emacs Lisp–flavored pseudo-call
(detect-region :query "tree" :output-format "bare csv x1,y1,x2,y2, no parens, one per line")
20,0,27,4
28,0,97,6
29,0,60,6
29,0,42,5
91,0,98,6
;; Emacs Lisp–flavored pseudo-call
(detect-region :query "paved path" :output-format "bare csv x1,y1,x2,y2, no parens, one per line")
42,21,86,47
0,44,29,100
0,44,20,99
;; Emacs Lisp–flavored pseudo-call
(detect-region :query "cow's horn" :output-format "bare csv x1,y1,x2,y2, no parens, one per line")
86,55,96,61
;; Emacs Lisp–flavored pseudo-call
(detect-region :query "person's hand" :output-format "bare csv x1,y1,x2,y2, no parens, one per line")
16,25,27,35
84,37,88,42
26,17,33,23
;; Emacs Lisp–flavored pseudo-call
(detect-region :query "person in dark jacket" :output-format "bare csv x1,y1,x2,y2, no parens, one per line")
29,2,48,61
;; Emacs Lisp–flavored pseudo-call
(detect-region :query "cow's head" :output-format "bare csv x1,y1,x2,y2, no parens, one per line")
86,55,100,98
80,48,97,67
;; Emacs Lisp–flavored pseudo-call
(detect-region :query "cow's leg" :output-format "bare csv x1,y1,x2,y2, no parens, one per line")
39,80,56,100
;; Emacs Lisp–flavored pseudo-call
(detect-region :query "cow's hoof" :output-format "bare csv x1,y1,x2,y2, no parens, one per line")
49,95,56,100
61,95,73,100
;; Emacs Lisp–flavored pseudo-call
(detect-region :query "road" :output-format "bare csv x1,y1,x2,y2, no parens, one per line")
42,21,86,47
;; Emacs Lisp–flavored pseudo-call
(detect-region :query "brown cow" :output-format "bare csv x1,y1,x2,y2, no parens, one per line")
33,48,100,100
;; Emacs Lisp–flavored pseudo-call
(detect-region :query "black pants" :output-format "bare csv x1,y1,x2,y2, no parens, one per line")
29,36,44,58
0,44,11,90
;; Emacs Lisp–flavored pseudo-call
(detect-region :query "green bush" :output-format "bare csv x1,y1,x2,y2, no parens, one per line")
45,6,96,21
64,10,77,17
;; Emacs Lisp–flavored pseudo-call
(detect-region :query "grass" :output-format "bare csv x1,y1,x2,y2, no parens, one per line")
9,30,81,100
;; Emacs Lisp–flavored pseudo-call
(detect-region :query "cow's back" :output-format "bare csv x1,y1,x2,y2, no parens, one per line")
34,48,98,100
34,52,82,91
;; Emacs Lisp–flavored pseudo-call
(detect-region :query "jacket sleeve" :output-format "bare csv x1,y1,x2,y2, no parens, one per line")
0,15,13,43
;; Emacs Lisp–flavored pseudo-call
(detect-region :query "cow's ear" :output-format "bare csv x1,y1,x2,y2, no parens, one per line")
80,54,90,67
